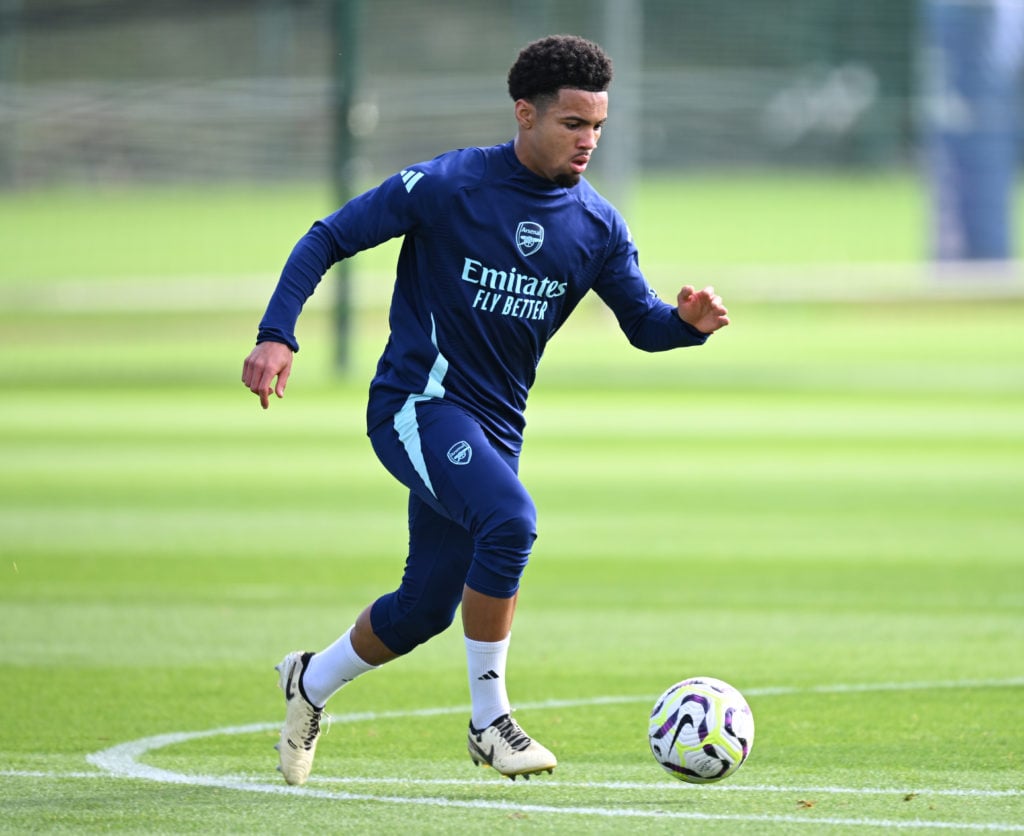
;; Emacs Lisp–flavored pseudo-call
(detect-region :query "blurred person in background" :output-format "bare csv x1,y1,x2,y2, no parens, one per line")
242,33,728,785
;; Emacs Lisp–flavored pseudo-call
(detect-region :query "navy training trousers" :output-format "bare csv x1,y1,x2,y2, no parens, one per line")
367,398,537,656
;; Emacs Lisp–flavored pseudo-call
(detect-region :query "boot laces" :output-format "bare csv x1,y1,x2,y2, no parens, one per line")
296,704,329,750
493,715,531,752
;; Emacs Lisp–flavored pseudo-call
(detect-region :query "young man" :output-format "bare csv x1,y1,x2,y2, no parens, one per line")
242,34,729,785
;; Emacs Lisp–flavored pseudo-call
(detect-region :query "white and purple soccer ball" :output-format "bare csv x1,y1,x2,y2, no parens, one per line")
648,676,755,783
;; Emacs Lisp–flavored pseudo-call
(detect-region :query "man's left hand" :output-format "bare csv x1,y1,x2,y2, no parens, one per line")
677,285,730,334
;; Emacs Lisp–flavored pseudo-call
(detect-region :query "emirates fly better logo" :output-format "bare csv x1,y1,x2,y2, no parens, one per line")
516,221,544,257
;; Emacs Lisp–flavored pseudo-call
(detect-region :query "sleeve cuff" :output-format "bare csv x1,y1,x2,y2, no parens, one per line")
256,328,299,353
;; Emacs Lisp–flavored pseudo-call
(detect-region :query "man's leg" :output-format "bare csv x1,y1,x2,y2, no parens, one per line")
278,402,554,783
275,494,471,786
372,402,556,778
462,586,517,641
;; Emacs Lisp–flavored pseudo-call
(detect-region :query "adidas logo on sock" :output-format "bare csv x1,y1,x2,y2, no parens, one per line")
477,669,500,681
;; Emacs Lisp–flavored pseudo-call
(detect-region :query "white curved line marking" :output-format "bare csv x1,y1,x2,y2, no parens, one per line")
75,678,1024,831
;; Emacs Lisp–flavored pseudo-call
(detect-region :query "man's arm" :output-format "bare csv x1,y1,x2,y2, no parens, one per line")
242,170,428,408
592,208,729,351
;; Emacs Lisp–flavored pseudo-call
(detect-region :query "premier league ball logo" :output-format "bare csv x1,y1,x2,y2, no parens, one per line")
516,221,544,257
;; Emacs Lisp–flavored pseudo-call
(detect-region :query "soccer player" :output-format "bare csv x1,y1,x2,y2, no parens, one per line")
242,34,729,785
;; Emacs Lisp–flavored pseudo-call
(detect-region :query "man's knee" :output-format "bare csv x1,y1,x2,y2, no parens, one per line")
484,506,537,556
370,590,460,656
467,500,537,598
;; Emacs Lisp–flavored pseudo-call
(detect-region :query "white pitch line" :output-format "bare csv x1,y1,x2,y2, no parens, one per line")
72,677,1024,831
303,776,1023,799
0,770,107,780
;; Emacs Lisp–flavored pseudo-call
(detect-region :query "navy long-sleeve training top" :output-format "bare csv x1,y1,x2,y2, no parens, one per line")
258,140,708,453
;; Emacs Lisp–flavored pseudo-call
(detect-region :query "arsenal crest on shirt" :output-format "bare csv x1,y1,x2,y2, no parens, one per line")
515,221,544,257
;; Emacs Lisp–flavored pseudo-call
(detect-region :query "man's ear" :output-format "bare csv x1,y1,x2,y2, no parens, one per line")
514,99,535,130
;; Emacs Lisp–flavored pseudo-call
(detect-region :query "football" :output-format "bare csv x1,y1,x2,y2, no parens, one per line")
648,676,755,783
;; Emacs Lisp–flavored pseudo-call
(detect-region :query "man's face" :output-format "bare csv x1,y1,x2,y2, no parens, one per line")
514,87,609,187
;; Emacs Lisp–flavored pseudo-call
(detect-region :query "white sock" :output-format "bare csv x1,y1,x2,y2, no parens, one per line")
465,634,511,729
301,627,378,709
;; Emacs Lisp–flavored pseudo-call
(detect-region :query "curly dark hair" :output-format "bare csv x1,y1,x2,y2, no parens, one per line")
507,35,613,103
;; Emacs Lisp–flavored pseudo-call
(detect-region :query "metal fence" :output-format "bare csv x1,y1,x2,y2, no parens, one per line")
0,0,922,188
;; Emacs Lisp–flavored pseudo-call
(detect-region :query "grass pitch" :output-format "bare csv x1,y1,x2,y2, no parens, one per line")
0,178,1022,832
1,294,1021,833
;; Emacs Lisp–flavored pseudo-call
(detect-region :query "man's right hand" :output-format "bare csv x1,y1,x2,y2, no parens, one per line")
242,341,294,409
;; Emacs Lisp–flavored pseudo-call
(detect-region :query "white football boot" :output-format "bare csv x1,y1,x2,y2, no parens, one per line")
467,714,557,780
274,651,324,786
